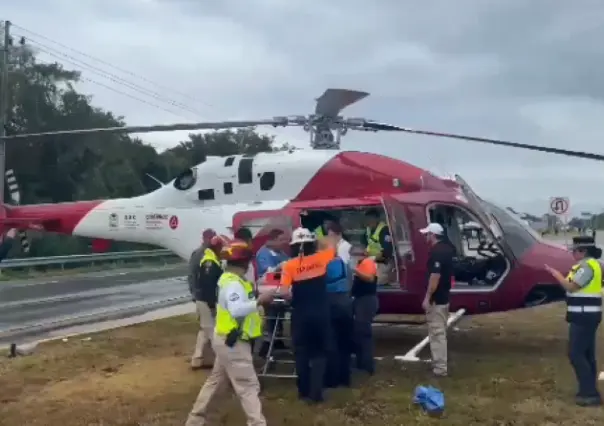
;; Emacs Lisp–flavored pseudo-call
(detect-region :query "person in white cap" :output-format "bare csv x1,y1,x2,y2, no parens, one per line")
419,222,455,377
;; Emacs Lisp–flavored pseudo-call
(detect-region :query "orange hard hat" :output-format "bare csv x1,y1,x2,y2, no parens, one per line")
221,239,254,262
355,257,378,282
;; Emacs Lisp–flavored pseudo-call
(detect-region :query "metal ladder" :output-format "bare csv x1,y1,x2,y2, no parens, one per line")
257,299,297,379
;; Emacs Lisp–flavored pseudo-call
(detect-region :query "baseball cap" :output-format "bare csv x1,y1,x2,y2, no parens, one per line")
419,223,444,235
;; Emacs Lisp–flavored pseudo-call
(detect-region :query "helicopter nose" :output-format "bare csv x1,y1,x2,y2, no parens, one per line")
529,240,576,279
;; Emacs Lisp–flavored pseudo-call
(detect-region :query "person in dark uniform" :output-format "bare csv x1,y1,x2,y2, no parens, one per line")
280,228,335,403
545,236,602,406
0,228,17,262
420,222,455,377
323,223,354,388
188,229,217,299
361,208,394,285
190,235,224,369
351,256,378,375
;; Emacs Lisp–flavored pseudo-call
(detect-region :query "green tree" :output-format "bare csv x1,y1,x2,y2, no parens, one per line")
1,41,286,256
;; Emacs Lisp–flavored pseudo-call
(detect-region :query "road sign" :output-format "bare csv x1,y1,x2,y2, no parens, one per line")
550,197,570,216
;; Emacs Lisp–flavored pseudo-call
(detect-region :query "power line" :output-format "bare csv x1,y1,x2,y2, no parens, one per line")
14,33,201,118
11,23,212,109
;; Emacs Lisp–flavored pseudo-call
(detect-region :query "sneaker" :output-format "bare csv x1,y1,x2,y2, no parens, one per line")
575,396,602,407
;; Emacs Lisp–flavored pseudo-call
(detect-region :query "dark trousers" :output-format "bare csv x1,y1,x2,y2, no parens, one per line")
325,293,354,388
568,320,601,398
353,295,378,374
291,310,330,402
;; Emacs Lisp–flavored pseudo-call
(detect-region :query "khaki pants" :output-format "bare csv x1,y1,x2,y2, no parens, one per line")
191,301,215,368
426,304,449,375
186,337,266,426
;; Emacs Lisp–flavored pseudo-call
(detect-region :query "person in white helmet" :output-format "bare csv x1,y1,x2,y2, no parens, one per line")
280,227,336,403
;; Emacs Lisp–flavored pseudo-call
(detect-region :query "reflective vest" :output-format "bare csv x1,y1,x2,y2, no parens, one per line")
215,272,262,340
566,258,602,323
366,222,386,257
200,248,221,267
314,226,325,238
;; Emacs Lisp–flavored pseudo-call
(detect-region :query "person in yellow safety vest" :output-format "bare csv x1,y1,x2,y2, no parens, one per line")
186,240,276,426
545,236,602,407
361,208,394,285
190,235,225,369
313,213,337,239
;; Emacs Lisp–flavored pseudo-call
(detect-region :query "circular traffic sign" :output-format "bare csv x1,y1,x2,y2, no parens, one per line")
550,197,569,215
169,215,179,230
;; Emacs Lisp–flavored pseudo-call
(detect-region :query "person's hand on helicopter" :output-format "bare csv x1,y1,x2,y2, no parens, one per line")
5,228,17,239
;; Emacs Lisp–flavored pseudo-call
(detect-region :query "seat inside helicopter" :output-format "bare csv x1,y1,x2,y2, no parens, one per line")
428,204,511,288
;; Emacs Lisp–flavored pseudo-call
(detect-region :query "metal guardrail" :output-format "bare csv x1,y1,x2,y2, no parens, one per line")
0,249,179,270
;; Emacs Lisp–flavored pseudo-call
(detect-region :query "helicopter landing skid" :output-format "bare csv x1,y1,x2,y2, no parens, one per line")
394,308,466,363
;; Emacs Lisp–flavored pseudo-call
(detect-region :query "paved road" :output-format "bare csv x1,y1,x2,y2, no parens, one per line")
0,265,188,343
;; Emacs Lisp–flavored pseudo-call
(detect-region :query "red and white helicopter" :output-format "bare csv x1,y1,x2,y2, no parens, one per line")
1,89,600,331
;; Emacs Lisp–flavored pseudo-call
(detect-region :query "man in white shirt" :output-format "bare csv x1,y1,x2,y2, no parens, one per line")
326,222,352,265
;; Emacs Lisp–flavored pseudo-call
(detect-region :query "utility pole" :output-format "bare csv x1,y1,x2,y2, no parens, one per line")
0,20,10,203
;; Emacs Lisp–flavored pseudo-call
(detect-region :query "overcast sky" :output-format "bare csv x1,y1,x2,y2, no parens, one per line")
5,0,604,215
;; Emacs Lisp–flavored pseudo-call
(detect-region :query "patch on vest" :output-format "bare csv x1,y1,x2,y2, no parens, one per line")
228,293,240,302
384,235,392,242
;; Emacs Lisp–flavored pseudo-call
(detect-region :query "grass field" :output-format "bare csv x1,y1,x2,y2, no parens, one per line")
0,303,603,425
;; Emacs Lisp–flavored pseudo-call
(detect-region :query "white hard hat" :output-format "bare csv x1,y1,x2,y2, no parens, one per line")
290,227,316,245
419,223,444,236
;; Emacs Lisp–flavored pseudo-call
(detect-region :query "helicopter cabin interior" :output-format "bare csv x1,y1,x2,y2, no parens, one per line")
301,202,511,291
427,203,511,290
234,201,511,292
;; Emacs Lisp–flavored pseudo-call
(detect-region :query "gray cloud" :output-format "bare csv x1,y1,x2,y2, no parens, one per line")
5,0,604,215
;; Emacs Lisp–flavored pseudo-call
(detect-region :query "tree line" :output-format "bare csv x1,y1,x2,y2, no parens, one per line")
1,41,288,257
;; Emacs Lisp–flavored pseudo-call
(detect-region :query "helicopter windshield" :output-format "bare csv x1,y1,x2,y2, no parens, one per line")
481,201,541,258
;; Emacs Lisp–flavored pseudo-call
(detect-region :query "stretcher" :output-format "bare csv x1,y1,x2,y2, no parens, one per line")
256,272,297,380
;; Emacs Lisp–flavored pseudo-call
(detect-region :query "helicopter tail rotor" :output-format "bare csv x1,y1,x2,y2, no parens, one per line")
5,169,30,253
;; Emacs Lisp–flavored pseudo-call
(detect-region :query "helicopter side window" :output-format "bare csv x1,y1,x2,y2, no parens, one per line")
173,168,197,191
259,172,275,191
238,158,253,184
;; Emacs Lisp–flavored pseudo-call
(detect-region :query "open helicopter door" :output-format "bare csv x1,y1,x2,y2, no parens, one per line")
454,174,516,261
380,194,417,290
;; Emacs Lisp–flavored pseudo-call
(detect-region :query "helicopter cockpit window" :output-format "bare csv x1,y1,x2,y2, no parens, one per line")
173,168,198,191
482,201,538,258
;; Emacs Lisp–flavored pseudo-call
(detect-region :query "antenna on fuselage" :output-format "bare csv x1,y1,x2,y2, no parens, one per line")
145,173,165,188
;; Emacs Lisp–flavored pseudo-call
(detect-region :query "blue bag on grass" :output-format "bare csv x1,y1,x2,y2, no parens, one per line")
413,385,445,415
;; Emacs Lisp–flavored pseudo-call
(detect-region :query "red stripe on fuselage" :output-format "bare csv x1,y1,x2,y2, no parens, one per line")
7,200,103,234
292,151,449,201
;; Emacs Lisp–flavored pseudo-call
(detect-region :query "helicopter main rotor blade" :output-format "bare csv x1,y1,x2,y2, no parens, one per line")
0,119,283,140
361,121,604,162
315,89,369,117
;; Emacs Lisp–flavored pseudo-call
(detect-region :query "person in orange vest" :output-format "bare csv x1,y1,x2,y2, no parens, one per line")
280,228,336,403
351,256,379,374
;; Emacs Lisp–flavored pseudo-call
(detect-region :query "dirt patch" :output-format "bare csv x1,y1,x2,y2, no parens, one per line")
1,304,603,425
